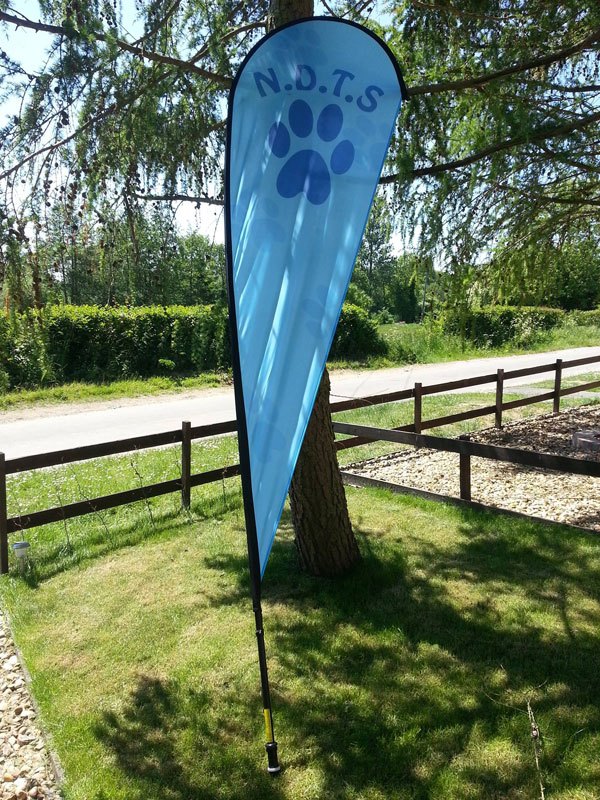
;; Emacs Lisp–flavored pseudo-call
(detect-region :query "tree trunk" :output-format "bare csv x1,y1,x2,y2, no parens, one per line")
289,369,361,575
268,0,313,29
268,0,361,577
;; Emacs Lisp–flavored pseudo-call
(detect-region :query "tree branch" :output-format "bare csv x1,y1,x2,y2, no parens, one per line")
0,10,232,88
0,110,106,182
410,0,523,22
131,0,183,46
382,109,600,183
188,20,266,64
134,192,224,206
407,27,600,97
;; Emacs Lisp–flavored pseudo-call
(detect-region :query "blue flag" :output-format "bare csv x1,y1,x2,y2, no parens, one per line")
226,18,405,577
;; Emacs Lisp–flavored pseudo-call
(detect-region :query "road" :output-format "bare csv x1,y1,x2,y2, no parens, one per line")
0,346,598,460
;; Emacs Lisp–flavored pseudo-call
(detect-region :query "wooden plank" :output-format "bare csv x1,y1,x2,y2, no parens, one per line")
340,472,599,535
561,354,600,369
0,454,7,574
459,435,472,501
6,430,183,475
6,464,242,535
495,369,504,428
189,464,241,486
501,391,556,411
6,419,239,476
554,359,563,414
6,478,182,534
560,380,600,396
330,387,413,413
189,420,237,439
420,405,496,431
420,372,497,396
181,421,192,509
414,382,422,434
335,425,414,451
502,363,556,380
332,421,600,477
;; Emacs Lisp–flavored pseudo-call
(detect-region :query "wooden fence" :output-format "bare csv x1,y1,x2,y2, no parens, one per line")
1,352,599,572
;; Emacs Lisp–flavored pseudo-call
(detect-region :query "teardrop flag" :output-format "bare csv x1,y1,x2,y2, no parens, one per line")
226,17,406,581
225,16,406,771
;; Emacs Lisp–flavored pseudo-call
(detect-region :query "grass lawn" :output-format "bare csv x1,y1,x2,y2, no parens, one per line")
2,486,599,800
0,372,230,412
1,394,600,799
375,322,600,369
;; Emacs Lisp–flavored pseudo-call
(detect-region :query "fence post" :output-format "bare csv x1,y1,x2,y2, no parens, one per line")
553,358,563,415
414,382,422,435
495,368,504,428
0,453,8,574
458,435,471,502
181,421,191,509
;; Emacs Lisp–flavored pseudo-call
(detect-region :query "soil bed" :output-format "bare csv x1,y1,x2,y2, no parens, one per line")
346,403,600,531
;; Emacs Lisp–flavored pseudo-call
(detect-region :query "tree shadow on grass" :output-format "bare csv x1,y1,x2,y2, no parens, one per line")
95,675,286,800
95,502,600,799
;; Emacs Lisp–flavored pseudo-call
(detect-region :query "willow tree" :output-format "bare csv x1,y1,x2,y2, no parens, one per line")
383,2,600,274
1,0,599,573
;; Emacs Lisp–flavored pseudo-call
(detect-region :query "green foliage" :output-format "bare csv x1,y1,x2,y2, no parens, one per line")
0,303,387,389
1,311,55,388
169,305,230,373
0,305,227,388
329,304,387,360
481,236,600,311
569,309,600,327
442,306,565,347
10,205,228,311
387,2,600,261
345,283,374,313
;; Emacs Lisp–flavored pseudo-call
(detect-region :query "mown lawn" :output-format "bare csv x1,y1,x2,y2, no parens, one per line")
1,457,600,799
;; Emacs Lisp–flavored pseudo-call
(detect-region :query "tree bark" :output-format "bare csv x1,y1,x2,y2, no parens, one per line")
267,0,361,577
289,369,361,576
268,0,313,30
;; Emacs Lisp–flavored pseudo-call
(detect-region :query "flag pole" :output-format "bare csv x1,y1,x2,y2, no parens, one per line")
224,96,280,774
227,298,281,774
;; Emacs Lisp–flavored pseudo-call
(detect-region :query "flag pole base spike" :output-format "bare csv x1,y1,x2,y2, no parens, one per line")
266,741,281,775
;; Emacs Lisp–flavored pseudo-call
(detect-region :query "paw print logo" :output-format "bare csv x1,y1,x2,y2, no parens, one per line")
268,100,355,205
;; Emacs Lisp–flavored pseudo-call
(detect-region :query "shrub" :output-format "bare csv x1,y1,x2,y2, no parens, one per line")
0,301,387,390
373,308,395,325
330,304,388,360
569,309,600,327
345,284,374,313
170,305,230,372
442,306,565,347
3,311,55,388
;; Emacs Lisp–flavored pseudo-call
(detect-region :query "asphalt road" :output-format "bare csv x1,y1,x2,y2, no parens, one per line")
1,345,598,460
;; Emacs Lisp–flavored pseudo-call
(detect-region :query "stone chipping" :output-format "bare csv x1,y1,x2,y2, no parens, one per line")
0,611,61,799
347,404,600,531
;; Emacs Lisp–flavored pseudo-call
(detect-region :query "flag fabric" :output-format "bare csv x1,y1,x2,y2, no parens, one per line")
226,17,406,577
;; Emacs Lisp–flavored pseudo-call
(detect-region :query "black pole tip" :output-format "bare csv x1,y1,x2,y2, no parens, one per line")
266,741,281,775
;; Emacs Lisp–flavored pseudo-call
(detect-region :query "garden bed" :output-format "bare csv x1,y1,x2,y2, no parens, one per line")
346,403,600,531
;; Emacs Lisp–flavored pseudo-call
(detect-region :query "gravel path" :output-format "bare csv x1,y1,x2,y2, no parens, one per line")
0,611,61,799
347,404,600,531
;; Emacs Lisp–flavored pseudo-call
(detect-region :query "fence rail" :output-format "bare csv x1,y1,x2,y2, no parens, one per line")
1,352,599,572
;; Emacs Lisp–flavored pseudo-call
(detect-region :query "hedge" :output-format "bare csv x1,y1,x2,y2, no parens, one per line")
569,309,600,327
442,306,565,347
0,303,387,389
